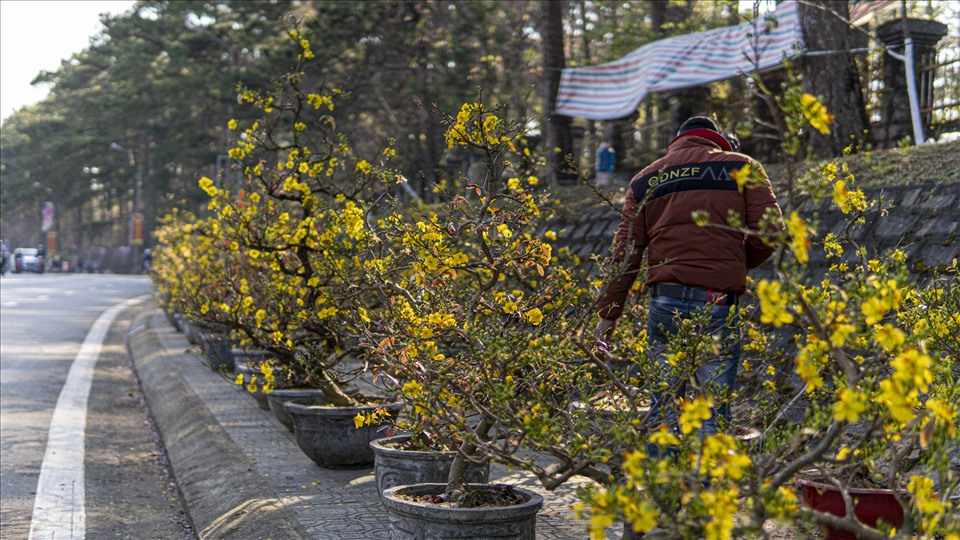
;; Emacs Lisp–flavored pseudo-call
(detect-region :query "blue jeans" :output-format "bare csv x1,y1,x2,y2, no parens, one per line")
645,293,740,444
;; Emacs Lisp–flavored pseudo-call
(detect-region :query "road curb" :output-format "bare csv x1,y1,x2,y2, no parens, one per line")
128,302,310,540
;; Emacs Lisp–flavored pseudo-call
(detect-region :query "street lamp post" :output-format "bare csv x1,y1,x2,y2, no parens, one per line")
110,142,144,273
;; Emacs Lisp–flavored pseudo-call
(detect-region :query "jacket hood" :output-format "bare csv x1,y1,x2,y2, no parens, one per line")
669,128,732,152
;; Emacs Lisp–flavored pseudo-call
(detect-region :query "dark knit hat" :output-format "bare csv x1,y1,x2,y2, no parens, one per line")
677,116,721,136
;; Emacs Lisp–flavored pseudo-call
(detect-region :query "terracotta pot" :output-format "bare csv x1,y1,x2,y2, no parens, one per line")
797,479,906,540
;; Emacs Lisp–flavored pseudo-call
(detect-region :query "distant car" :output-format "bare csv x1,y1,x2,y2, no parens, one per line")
13,248,44,273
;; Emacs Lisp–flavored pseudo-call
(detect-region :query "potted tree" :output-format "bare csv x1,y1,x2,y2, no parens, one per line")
354,98,630,537
158,24,403,468
575,75,960,540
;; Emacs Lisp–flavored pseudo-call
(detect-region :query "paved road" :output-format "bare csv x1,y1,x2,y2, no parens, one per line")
0,273,192,539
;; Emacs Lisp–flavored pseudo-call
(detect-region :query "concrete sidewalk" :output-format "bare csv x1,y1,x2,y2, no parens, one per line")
127,302,593,539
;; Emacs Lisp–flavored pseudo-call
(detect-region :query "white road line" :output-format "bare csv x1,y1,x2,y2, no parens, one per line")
28,295,148,540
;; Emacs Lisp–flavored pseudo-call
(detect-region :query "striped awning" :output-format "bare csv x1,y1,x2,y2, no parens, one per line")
554,0,804,120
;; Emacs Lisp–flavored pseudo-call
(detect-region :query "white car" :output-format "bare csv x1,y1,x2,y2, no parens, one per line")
13,248,44,273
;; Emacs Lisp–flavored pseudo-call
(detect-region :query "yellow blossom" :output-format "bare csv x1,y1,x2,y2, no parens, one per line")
785,211,811,264
679,397,712,434
757,280,794,327
833,388,868,423
355,160,372,174
648,426,679,447
730,164,752,192
522,308,544,326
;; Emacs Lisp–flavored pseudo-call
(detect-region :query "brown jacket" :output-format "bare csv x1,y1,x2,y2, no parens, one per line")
596,129,782,320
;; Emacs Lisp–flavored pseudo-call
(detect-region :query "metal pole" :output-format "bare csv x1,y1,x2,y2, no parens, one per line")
110,142,144,273
903,38,926,145
135,154,142,217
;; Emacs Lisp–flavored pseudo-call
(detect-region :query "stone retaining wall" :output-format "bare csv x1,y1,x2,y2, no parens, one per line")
546,182,960,280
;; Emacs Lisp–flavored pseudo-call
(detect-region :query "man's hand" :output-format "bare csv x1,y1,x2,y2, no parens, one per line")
594,318,616,352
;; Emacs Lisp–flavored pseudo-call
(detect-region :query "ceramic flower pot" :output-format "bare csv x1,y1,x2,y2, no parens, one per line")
797,479,906,540
370,434,490,496
200,332,235,372
234,363,270,410
284,399,402,468
172,313,187,333
266,388,342,432
381,483,543,540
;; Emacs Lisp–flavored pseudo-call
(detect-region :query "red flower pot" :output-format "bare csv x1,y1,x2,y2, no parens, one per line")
797,479,906,540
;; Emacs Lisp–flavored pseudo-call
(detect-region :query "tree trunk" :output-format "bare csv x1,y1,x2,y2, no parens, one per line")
799,0,871,158
539,0,574,185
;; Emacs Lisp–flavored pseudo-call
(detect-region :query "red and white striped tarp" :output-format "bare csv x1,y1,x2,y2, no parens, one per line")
849,0,895,24
554,0,804,120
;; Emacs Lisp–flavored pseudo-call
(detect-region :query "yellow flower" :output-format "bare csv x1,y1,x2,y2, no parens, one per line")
822,233,842,258
730,163,752,192
757,280,794,327
785,211,811,264
799,93,834,135
198,176,217,197
907,475,947,517
926,398,957,433
622,501,658,535
833,388,867,423
648,426,679,447
227,119,238,130
355,160,372,174
522,308,544,326
873,324,905,351
679,397,712,434
402,380,424,398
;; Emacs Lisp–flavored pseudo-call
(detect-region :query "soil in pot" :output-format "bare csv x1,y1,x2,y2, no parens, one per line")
285,398,402,469
797,479,906,540
381,483,543,540
370,434,490,495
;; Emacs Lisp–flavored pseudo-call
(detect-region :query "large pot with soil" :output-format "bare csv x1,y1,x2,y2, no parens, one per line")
267,387,357,432
370,434,490,496
797,479,906,540
381,483,543,540
234,363,270,410
284,399,402,468
200,332,235,372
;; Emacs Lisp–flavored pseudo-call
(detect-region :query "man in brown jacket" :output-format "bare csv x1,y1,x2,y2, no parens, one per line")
595,116,782,439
